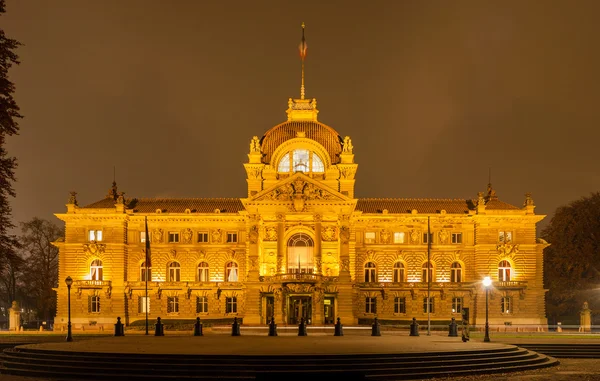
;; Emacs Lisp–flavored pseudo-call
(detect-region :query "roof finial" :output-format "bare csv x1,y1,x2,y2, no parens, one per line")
299,22,307,100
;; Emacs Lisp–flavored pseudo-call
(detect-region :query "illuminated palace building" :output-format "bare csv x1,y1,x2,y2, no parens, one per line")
54,34,548,330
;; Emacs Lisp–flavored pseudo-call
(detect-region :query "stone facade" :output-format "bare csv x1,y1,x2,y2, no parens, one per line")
53,95,548,331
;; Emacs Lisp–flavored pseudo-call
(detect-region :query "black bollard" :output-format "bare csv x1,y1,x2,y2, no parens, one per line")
409,317,419,336
334,317,344,336
268,316,278,336
231,317,241,336
194,317,203,336
154,317,164,336
371,317,381,336
298,317,308,336
114,316,124,337
448,317,458,337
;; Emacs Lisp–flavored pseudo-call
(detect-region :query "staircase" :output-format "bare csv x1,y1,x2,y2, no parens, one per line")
514,343,600,358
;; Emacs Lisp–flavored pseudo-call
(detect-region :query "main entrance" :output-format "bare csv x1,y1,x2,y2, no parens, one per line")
288,296,312,325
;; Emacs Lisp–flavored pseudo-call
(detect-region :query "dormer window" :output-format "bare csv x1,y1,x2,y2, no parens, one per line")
278,149,324,173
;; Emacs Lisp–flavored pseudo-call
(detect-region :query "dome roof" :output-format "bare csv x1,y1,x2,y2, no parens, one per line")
260,120,343,165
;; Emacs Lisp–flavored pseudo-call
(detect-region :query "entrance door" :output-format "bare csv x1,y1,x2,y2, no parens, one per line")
324,297,335,324
288,296,312,325
265,296,274,324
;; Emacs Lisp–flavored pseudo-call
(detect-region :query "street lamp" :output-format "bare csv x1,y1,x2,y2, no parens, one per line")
482,276,492,342
65,276,73,342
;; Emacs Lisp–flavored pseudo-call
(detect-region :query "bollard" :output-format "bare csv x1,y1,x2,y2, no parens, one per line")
231,317,241,336
298,317,308,336
194,317,203,336
371,317,381,336
114,317,125,337
334,317,344,336
154,317,164,336
268,316,278,337
409,317,419,336
448,317,458,337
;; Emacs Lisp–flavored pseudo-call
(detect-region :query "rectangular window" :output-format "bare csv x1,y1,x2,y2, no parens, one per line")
365,297,377,314
197,232,209,243
88,296,101,313
452,297,463,314
423,297,434,313
394,297,406,314
167,296,179,314
140,231,146,243
89,230,103,242
138,296,150,314
365,232,376,244
227,232,238,243
393,232,405,244
501,297,512,314
498,231,513,243
196,296,208,314
451,233,462,244
168,232,180,243
422,232,433,244
226,297,237,314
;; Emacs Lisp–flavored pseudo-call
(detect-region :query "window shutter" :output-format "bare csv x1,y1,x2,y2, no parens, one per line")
87,295,92,313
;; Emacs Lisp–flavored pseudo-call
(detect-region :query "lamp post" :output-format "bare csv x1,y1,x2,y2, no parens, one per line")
65,276,73,342
483,276,492,342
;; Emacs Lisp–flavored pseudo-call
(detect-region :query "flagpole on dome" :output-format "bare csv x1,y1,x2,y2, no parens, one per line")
299,22,307,99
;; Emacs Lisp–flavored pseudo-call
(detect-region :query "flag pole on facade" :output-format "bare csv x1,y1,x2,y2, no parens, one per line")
144,216,151,335
427,216,431,336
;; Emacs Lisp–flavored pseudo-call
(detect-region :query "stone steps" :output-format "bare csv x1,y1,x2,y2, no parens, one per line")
515,343,600,358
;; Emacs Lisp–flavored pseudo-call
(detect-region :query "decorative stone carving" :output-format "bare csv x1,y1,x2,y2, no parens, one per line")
250,136,261,153
249,257,258,271
339,226,350,244
341,259,350,272
152,229,163,244
264,226,278,241
321,226,337,241
380,229,391,244
211,229,222,244
68,191,78,205
182,228,193,244
248,225,259,244
257,179,338,202
438,229,449,244
83,242,105,255
342,136,353,154
497,242,519,256
116,192,125,205
409,229,419,244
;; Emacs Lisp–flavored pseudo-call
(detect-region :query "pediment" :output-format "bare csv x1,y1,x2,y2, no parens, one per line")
251,173,350,203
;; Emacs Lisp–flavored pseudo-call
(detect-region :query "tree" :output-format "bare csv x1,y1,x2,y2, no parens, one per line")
0,0,23,287
19,218,62,321
542,192,600,320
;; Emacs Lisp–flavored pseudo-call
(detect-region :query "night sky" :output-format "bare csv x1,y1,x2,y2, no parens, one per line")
3,1,600,232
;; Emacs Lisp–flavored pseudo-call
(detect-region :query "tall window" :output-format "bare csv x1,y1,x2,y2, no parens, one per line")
89,230,103,242
226,297,237,313
168,232,179,243
168,262,181,282
90,260,103,281
450,262,462,283
197,232,209,243
365,297,377,314
452,297,463,313
140,231,146,243
393,262,405,283
394,297,406,314
364,232,376,244
498,260,511,281
227,232,238,243
501,296,512,314
226,262,238,282
422,262,434,283
498,231,513,243
139,296,150,313
364,262,377,283
393,232,405,243
278,149,325,173
167,296,179,313
196,296,208,313
451,233,462,244
287,233,314,274
140,261,152,281
89,295,100,313
422,232,433,244
423,297,434,313
197,262,210,282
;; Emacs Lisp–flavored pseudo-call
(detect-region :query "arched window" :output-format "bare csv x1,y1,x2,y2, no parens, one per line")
393,262,405,283
450,262,462,283
278,149,325,173
90,260,103,281
422,262,434,283
287,233,314,274
226,262,238,282
198,262,210,282
364,262,377,283
498,260,511,281
168,262,181,282
140,261,151,282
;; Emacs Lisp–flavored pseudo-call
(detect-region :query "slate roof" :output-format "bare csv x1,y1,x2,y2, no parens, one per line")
356,198,475,214
82,198,245,213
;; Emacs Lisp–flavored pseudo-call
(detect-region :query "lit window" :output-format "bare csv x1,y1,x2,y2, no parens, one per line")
197,232,209,243
365,232,376,244
311,153,324,172
422,262,434,283
394,297,406,314
197,262,209,282
365,297,377,314
452,297,463,313
499,231,513,243
278,149,325,173
450,262,462,283
423,297,434,313
140,232,146,243
168,262,181,282
90,260,103,281
451,233,462,244
138,296,150,313
501,296,512,314
498,260,511,281
227,232,238,243
226,262,238,282
89,230,103,242
278,154,291,172
364,262,377,283
422,232,433,244
89,296,101,313
287,233,314,274
167,296,179,314
196,296,208,313
140,261,152,281
168,232,179,243
292,149,310,172
393,262,405,282
393,232,405,244
226,297,237,313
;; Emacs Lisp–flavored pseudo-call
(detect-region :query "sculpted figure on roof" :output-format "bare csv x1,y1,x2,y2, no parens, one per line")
342,136,353,154
250,136,261,153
